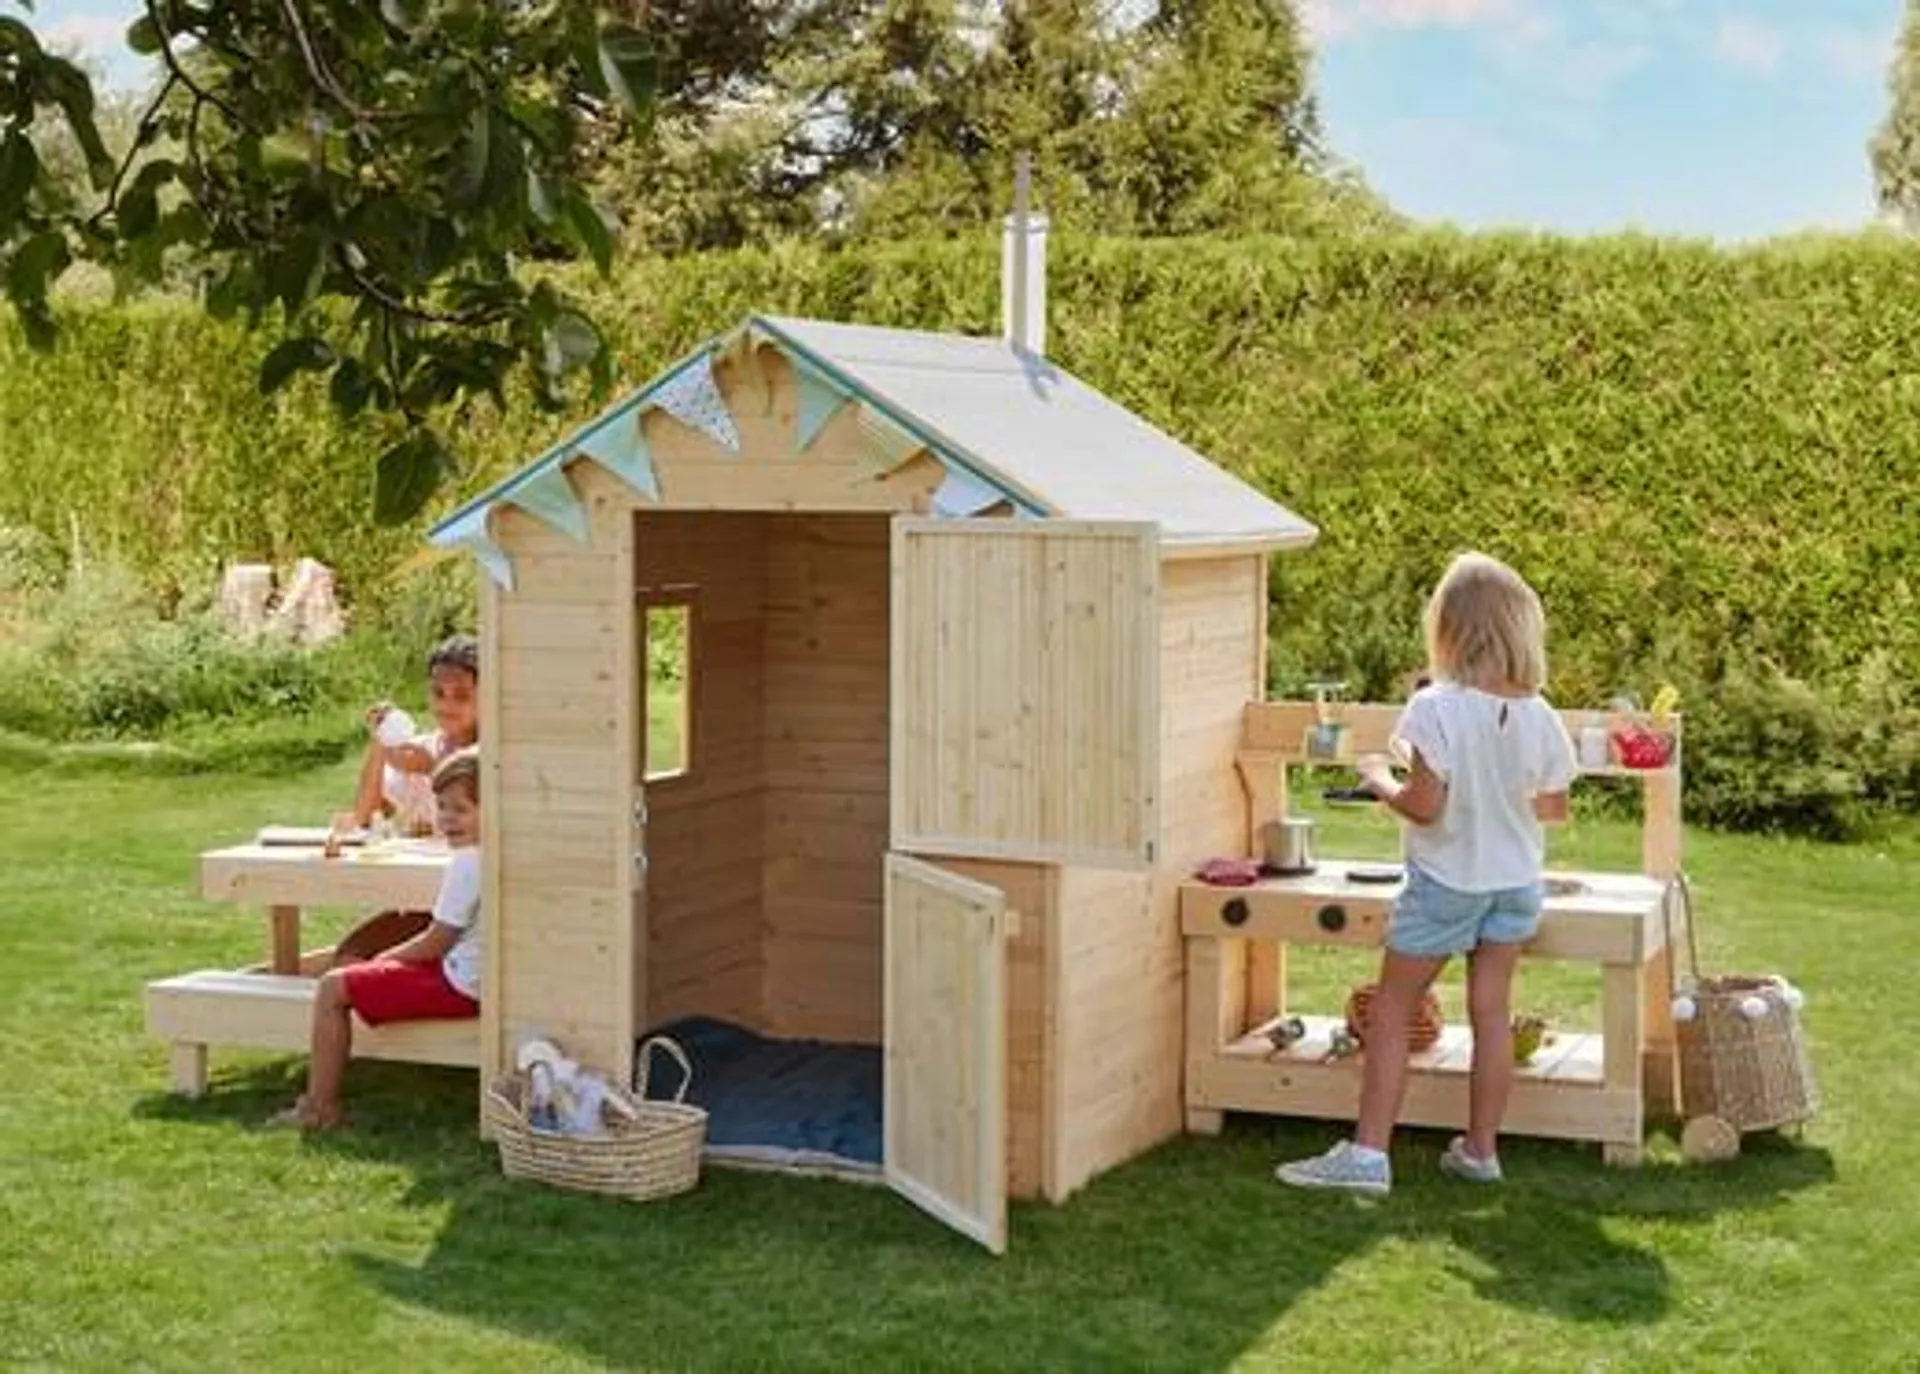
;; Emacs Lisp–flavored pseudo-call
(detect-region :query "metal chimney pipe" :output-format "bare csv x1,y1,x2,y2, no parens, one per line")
1002,153,1048,355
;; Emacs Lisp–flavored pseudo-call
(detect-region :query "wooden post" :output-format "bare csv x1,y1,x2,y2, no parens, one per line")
1601,962,1646,1167
1640,747,1684,1116
169,1044,208,1097
1184,936,1247,1135
269,905,300,975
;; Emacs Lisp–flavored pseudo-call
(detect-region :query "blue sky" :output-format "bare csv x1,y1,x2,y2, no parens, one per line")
26,0,1906,241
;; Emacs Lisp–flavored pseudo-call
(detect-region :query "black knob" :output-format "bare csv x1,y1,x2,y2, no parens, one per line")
1222,897,1249,927
1317,904,1347,933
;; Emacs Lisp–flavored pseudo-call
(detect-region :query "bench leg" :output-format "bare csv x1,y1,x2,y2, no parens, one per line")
270,905,302,975
170,1044,209,1098
1186,1107,1225,1136
1603,1141,1645,1168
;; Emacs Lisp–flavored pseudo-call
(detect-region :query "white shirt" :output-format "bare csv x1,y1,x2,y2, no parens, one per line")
1393,682,1578,893
433,847,483,1000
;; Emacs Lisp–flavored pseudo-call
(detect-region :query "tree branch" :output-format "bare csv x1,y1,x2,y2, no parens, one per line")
86,72,179,234
330,242,514,329
145,0,243,124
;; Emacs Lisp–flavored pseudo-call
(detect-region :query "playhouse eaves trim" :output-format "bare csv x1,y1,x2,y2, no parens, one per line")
428,313,1318,569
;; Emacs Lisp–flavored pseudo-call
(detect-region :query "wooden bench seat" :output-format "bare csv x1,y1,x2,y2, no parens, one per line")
146,969,479,1097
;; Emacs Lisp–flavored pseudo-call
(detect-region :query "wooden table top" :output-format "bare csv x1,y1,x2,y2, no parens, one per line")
199,839,452,910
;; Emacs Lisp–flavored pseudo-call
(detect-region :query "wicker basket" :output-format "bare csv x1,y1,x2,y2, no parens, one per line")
1663,876,1818,1157
487,1036,708,1202
1345,983,1445,1054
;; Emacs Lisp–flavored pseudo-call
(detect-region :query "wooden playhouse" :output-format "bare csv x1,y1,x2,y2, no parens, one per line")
427,225,1318,1251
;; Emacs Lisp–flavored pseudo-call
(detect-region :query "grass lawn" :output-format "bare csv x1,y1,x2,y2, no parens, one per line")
1,762,1913,1372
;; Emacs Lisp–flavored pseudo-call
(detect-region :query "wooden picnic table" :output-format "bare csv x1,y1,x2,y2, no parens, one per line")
147,838,467,1097
199,839,452,974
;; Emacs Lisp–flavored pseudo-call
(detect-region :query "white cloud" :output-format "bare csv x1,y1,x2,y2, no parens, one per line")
1713,17,1786,76
1301,0,1526,47
1815,25,1893,82
40,14,130,59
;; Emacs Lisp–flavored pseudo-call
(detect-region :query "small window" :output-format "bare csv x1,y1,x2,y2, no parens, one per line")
643,597,693,781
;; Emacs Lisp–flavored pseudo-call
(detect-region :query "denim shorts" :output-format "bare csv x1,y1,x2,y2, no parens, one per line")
1387,863,1543,958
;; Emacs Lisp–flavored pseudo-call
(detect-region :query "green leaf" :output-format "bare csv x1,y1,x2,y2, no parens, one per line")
329,356,375,419
378,0,419,34
268,233,325,316
525,166,556,224
126,15,161,54
6,228,70,301
0,136,39,230
562,191,614,276
374,428,449,526
454,107,490,207
549,309,602,372
257,336,337,395
596,25,657,116
119,186,159,239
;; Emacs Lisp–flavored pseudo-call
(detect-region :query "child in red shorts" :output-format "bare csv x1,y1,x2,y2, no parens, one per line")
272,748,483,1131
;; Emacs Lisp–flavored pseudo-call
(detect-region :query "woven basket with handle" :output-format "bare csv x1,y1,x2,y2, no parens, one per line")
1664,875,1818,1146
487,1036,707,1202
1345,983,1445,1054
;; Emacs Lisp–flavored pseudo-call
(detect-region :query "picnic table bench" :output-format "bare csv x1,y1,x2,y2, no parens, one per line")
145,839,479,1096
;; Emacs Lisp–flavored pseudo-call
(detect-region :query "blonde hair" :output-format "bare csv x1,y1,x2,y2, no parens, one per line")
431,746,480,803
1423,552,1549,694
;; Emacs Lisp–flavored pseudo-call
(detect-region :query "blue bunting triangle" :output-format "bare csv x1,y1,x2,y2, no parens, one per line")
931,464,1007,518
576,411,659,502
504,462,590,543
790,355,851,452
429,505,515,590
650,351,741,453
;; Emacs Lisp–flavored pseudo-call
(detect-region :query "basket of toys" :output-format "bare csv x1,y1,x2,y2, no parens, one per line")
1661,876,1818,1162
1345,983,1445,1054
487,1035,707,1202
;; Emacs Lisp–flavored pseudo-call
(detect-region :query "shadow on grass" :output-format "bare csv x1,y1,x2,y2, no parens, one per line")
134,1078,1836,1373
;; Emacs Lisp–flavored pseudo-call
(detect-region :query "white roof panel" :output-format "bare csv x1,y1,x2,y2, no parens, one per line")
757,316,1317,549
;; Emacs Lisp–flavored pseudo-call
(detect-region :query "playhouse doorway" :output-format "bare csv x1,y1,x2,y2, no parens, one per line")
627,510,1156,1252
630,509,899,1180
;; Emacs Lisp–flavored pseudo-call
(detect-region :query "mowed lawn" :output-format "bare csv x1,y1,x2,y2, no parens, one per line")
1,762,1913,1372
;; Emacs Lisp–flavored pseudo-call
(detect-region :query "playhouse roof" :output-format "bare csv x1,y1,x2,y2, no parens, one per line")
429,313,1317,565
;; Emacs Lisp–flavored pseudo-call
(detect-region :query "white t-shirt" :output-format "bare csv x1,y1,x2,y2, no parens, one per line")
1392,682,1578,893
432,847,483,1000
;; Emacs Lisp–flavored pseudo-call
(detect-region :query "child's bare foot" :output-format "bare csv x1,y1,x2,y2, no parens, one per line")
264,1097,347,1132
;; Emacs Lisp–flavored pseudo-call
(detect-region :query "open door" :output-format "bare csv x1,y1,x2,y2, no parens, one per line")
890,519,1159,868
884,853,1007,1254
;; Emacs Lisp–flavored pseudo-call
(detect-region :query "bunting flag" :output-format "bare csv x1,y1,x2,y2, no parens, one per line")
576,410,659,502
930,464,1006,518
650,351,740,453
791,355,852,452
429,505,515,590
503,462,589,542
854,403,923,473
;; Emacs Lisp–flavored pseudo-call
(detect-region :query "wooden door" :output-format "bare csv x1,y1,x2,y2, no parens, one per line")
889,519,1160,868
884,853,1008,1254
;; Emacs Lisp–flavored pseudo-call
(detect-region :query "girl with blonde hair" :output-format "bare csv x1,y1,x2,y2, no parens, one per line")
1278,552,1577,1197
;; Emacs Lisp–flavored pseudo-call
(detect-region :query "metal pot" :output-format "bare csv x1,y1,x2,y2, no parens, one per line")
1262,816,1316,874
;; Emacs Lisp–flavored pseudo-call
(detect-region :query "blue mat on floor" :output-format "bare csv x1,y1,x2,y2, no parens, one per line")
636,1016,882,1167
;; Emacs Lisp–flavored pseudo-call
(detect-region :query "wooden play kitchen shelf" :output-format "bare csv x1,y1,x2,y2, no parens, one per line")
1182,699,1684,1166
145,839,473,1096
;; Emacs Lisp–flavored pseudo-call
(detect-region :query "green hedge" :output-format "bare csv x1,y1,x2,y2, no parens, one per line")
7,230,1920,831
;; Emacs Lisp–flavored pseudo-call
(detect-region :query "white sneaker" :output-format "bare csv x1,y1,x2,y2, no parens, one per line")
1439,1135,1503,1183
1275,1140,1391,1197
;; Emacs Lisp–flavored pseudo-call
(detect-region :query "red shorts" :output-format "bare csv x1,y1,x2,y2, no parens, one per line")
341,959,479,1026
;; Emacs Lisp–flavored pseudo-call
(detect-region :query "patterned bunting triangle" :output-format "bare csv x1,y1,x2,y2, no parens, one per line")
650,351,741,453
790,355,852,452
931,463,1007,518
503,462,589,543
576,410,659,502
854,403,923,473
429,505,515,590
